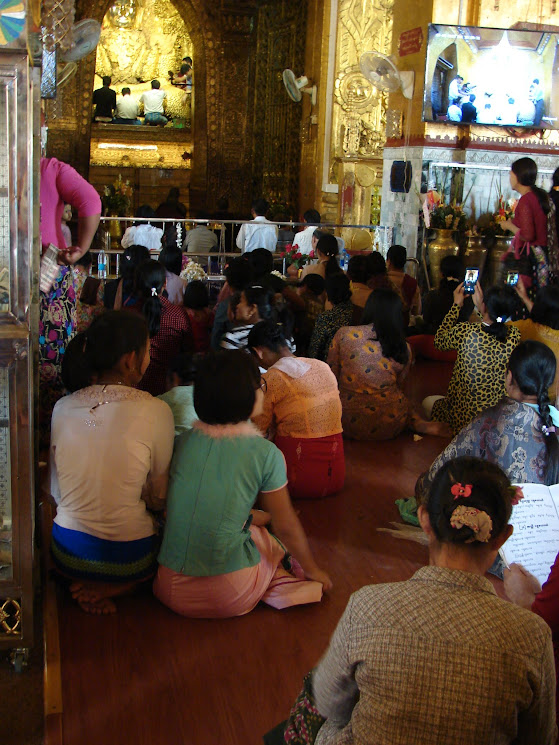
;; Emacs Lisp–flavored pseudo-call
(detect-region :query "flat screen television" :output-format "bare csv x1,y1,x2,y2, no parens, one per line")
423,24,559,129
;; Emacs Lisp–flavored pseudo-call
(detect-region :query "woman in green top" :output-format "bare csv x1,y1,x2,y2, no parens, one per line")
154,350,332,618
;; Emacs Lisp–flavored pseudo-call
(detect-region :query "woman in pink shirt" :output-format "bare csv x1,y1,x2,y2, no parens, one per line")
39,158,101,447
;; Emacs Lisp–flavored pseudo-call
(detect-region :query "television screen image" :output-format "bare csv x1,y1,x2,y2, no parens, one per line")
423,25,559,129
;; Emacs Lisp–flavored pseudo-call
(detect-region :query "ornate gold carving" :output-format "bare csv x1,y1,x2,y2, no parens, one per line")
333,0,393,162
0,598,21,635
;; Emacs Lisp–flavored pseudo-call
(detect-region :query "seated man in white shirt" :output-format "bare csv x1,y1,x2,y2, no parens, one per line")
447,98,462,122
292,208,321,255
140,80,168,126
183,211,218,254
236,198,278,253
113,88,140,125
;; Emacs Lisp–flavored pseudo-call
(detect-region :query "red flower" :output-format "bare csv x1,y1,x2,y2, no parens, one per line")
294,252,302,260
451,483,472,499
280,252,286,259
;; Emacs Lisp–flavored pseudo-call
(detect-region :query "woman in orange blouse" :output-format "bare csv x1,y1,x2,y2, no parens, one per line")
249,321,345,499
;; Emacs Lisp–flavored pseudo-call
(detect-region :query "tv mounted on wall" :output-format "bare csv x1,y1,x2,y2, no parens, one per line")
423,24,559,129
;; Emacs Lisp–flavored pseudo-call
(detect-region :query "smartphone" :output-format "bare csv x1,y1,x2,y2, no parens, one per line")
506,271,519,286
463,268,479,295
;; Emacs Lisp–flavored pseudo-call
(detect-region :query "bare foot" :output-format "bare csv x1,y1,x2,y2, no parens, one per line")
76,596,116,614
69,579,139,614
410,414,452,438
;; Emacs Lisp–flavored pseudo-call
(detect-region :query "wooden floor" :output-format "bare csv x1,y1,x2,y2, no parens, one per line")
52,360,483,745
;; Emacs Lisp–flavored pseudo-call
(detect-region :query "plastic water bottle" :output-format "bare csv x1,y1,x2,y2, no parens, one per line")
40,243,60,293
97,249,107,279
340,248,349,272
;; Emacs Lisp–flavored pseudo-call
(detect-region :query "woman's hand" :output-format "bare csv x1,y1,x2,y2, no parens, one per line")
453,282,465,308
500,219,518,234
503,563,541,609
250,509,271,526
515,276,533,312
473,282,484,313
305,566,333,591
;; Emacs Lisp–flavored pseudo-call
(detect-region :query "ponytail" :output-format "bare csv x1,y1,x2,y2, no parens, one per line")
61,311,149,392
532,185,551,216
316,234,341,277
483,285,518,344
512,156,551,214
135,259,166,337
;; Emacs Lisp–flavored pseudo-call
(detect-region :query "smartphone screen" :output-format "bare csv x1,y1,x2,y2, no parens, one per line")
463,268,479,295
506,271,519,286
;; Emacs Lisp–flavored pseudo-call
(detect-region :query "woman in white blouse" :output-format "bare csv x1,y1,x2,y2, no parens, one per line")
50,310,174,614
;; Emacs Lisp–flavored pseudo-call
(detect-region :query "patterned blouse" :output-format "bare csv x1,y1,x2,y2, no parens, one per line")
309,301,354,362
416,398,552,504
432,304,520,434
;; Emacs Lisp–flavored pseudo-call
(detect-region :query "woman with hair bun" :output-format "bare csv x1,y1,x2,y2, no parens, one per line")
300,233,342,281
154,350,331,618
248,321,344,499
500,156,557,287
135,259,193,396
425,282,520,434
50,311,174,614
271,457,555,745
416,340,559,504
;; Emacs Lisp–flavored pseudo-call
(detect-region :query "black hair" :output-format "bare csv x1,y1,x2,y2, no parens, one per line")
483,285,518,343
347,255,369,285
313,228,326,242
122,87,131,96
224,257,253,292
387,244,407,269
180,63,190,75
183,56,192,65
251,198,269,216
247,320,287,354
167,187,180,202
316,234,340,276
300,273,325,296
167,353,197,386
427,457,513,545
121,244,150,284
158,245,182,276
439,254,465,291
365,251,387,277
75,250,92,269
362,288,408,365
135,259,166,337
102,76,111,86
243,285,274,321
62,310,148,393
303,209,320,225
151,80,160,89
508,341,559,485
135,204,156,223
325,273,351,306
183,280,209,310
531,285,559,330
248,248,274,277
194,350,260,424
553,167,559,188
511,157,550,215
469,94,476,102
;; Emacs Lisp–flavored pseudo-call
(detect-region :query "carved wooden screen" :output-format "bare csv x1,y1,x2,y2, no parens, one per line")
251,0,307,212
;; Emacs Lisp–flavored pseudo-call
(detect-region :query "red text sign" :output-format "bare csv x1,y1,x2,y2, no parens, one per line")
398,27,424,57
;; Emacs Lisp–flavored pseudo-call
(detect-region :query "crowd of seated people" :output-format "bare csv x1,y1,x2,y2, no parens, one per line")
41,166,559,740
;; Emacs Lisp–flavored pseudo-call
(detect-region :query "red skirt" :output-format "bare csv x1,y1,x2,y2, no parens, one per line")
274,433,345,500
407,334,457,362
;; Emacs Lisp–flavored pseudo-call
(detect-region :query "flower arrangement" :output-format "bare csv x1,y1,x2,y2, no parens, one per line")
425,190,467,232
102,175,133,216
491,195,517,236
280,244,311,269
180,261,207,282
271,269,287,280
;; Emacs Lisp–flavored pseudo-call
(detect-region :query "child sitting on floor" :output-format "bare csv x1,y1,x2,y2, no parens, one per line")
157,353,198,436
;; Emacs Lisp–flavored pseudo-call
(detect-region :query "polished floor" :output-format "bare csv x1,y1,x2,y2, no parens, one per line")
53,360,462,745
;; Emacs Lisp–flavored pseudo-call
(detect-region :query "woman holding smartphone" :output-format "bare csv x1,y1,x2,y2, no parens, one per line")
424,282,520,434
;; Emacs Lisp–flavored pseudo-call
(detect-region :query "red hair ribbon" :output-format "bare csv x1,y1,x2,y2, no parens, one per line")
451,482,472,499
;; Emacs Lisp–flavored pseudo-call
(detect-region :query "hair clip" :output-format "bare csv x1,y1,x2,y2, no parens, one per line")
451,482,472,499
496,316,507,323
251,285,264,289
509,485,524,506
542,424,556,436
151,287,158,297
450,505,493,543
125,255,131,261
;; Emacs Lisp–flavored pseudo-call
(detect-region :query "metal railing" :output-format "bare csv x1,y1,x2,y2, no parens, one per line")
87,216,395,279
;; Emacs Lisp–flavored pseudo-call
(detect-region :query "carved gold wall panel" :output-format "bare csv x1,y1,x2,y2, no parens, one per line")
332,0,393,163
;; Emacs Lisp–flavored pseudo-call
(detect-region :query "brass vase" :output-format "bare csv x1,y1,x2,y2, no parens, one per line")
427,229,459,287
108,212,122,249
487,235,513,286
463,235,487,270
